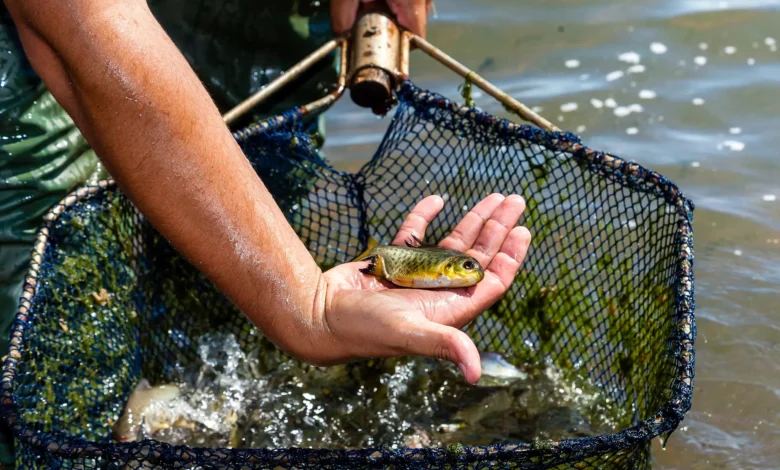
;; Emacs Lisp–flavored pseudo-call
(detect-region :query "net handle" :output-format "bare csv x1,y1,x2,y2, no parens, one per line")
222,13,558,132
407,33,558,132
222,37,348,125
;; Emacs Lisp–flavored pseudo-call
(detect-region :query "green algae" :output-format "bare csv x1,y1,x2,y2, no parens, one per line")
458,77,476,109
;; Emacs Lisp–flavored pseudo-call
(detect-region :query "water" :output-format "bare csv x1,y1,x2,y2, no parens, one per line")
319,1,780,468
136,333,624,450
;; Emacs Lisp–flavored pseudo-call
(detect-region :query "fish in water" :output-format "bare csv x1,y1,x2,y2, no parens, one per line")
534,406,597,439
113,379,183,442
479,352,528,381
355,235,484,288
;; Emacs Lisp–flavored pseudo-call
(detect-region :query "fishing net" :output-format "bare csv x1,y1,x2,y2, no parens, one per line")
0,80,695,469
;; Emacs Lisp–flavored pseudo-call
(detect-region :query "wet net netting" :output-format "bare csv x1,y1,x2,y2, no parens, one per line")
0,80,695,469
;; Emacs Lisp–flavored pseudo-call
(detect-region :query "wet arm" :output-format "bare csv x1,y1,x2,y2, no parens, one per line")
3,0,329,361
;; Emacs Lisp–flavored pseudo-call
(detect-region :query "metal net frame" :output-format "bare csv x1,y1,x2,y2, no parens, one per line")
0,80,695,469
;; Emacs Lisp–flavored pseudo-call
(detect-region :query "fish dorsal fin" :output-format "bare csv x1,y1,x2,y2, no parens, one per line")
405,234,464,256
135,378,151,392
405,234,439,249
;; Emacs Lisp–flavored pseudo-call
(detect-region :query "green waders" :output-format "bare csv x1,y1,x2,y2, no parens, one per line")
0,2,337,465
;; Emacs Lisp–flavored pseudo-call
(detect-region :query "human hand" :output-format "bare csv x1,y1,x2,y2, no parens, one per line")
330,0,434,37
310,194,531,384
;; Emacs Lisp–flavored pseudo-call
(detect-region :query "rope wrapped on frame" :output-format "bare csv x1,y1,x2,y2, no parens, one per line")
0,80,695,469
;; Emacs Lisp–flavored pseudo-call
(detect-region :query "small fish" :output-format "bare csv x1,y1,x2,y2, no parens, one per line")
113,379,182,442
479,352,528,381
535,406,597,439
355,235,484,288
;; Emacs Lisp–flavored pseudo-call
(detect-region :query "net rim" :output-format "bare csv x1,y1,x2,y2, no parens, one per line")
0,83,696,466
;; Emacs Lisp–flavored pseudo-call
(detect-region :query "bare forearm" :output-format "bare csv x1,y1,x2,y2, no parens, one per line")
5,0,326,357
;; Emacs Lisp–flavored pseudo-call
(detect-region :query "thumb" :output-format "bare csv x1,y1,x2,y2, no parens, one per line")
406,321,482,384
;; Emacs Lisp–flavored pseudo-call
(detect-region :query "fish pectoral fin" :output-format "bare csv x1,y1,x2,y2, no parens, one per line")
137,416,151,441
359,255,385,278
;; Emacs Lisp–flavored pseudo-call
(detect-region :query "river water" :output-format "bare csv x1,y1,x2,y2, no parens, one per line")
321,1,780,468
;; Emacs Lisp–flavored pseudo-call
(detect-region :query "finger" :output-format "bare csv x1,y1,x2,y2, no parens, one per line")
400,320,482,384
330,0,361,36
439,193,505,252
486,226,532,291
466,195,526,268
392,195,444,245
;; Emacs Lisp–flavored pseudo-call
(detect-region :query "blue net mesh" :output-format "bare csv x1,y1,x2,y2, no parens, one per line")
0,80,695,469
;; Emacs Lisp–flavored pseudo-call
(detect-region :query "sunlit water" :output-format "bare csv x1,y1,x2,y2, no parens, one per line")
316,1,780,468
140,333,624,450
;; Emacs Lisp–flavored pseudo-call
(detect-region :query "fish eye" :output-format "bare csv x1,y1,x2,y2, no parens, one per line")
463,260,476,270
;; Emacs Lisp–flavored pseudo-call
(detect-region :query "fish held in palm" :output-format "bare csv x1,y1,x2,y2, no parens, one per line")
355,235,485,288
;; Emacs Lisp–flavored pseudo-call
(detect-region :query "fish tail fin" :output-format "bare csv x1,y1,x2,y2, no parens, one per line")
359,255,385,278
353,236,380,262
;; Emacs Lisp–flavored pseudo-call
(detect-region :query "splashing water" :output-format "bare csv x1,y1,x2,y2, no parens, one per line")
125,333,629,450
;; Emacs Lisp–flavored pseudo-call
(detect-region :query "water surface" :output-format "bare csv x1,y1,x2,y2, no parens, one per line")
321,1,780,468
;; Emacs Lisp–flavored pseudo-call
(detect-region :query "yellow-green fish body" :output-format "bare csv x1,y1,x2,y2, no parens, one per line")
356,235,484,288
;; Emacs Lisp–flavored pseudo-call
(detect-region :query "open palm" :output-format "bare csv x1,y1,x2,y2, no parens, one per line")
320,193,531,384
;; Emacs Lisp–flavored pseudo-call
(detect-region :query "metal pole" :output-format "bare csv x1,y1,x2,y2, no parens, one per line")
410,35,559,132
222,38,344,125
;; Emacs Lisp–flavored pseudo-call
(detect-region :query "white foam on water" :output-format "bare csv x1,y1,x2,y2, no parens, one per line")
560,102,578,112
694,56,708,66
638,89,656,99
613,104,644,117
729,127,742,134
691,161,701,168
618,51,641,64
627,64,646,74
576,125,587,133
699,42,708,50
650,42,667,54
626,127,638,135
717,140,745,151
748,58,756,65
762,194,777,202
565,59,581,68
590,98,604,109
604,98,618,108
692,97,705,105
724,46,737,55
606,70,624,81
